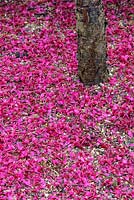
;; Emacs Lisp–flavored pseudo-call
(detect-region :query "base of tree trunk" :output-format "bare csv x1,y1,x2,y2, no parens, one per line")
76,0,109,86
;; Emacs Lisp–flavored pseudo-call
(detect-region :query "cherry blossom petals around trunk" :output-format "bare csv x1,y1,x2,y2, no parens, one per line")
0,0,134,199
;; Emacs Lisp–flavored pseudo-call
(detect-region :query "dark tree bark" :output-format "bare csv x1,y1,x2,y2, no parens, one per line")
76,0,108,86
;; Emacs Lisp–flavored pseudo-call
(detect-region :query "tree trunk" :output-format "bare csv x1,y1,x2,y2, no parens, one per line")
76,0,108,86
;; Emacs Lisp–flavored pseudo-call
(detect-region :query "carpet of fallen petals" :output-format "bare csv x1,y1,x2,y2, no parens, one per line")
0,0,134,199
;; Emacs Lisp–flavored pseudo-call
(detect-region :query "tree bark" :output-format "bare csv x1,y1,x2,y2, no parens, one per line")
76,0,108,86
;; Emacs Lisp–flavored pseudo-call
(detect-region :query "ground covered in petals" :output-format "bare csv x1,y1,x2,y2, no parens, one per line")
0,0,134,199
